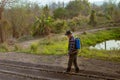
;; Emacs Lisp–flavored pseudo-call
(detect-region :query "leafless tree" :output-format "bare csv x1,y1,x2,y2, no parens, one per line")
0,0,16,43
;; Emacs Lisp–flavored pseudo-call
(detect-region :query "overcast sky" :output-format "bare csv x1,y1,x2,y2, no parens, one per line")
29,0,105,4
28,0,120,6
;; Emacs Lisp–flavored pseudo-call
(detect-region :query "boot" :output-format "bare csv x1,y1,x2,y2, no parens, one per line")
66,68,71,73
75,68,80,73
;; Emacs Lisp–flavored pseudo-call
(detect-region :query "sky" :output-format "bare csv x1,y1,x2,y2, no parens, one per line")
29,0,105,5
89,0,104,3
28,0,120,6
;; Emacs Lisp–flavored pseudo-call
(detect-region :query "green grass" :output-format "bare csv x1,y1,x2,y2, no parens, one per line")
77,28,120,62
27,38,68,55
79,28,120,47
80,48,120,62
0,43,9,52
22,27,120,62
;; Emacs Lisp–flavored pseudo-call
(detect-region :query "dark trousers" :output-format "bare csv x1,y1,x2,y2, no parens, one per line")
67,52,79,72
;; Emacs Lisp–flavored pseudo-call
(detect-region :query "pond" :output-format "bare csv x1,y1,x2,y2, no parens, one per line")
90,40,120,50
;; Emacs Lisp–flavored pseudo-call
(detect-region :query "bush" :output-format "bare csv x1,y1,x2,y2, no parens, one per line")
67,15,88,31
14,44,22,52
0,43,9,52
52,20,68,33
30,43,39,53
67,20,77,31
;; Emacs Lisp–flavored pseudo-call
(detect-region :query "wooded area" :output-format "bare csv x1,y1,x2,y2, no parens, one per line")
0,0,120,43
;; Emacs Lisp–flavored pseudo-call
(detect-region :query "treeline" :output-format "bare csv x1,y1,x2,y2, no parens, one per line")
0,0,120,43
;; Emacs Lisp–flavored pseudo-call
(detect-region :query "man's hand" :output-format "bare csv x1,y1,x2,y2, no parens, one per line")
68,50,78,55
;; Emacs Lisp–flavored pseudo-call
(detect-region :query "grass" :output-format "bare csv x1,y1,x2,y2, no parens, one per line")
27,37,68,55
80,48,120,62
0,27,120,62
79,28,120,47
22,27,120,62
0,43,9,52
77,28,120,62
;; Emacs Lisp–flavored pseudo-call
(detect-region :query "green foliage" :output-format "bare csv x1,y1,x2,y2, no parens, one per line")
79,48,120,62
27,28,120,61
68,20,77,31
66,0,91,18
52,20,68,33
53,7,67,19
25,37,68,55
1,0,120,43
0,43,9,52
32,5,55,36
53,0,90,19
78,28,120,47
102,1,120,22
33,16,54,36
29,43,39,54
105,14,112,20
68,15,88,31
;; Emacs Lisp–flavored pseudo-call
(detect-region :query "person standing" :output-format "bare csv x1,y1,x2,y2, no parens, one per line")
65,30,80,73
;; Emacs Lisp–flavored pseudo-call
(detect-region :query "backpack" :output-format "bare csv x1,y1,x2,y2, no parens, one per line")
75,38,81,49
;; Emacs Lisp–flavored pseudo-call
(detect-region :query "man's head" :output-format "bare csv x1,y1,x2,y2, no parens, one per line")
65,30,73,38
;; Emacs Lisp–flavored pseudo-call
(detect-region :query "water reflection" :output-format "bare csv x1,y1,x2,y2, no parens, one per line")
90,40,120,50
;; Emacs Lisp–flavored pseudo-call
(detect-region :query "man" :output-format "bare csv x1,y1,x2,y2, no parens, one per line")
65,30,80,73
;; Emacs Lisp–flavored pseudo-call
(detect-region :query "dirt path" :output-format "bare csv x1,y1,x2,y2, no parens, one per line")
19,26,120,48
0,59,119,80
0,52,119,77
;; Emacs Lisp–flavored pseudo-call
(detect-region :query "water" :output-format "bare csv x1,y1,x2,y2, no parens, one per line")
90,40,120,50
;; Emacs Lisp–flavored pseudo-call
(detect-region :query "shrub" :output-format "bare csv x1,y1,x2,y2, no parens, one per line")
67,15,89,31
14,44,22,52
52,20,68,33
0,43,9,52
30,43,39,53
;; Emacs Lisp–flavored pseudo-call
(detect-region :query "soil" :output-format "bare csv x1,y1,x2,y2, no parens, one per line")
0,52,119,76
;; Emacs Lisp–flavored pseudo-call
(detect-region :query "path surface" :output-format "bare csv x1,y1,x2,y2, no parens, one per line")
0,59,111,80
0,52,120,80
0,57,119,80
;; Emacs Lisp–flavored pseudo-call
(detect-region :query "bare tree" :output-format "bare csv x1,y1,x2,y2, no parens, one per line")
0,0,16,43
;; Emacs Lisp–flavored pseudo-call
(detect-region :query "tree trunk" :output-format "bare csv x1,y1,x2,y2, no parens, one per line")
0,7,4,43
0,25,4,43
12,25,16,38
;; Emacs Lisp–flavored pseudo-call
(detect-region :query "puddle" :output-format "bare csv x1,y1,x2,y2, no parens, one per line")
90,40,120,50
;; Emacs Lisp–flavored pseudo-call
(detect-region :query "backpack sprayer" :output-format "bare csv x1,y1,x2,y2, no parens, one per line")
75,37,82,52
